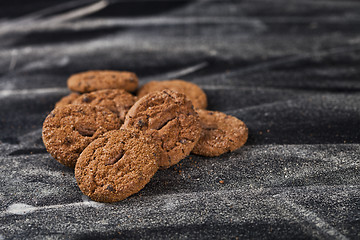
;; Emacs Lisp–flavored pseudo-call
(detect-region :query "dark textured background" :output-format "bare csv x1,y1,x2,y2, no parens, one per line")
0,0,359,239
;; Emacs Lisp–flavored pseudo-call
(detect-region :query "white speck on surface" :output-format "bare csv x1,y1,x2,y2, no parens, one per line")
5,198,103,216
22,56,70,71
6,203,37,215
0,88,68,99
143,62,208,81
46,0,109,24
163,199,180,211
81,195,104,208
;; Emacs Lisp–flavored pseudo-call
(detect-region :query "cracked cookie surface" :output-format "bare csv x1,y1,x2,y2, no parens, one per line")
137,79,207,109
192,109,248,157
67,70,138,93
122,89,201,168
42,104,121,168
72,89,137,123
75,129,160,203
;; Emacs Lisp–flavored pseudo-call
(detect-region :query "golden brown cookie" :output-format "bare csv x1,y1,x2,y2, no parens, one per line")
75,129,160,203
67,70,138,93
55,92,80,108
72,89,137,123
192,109,248,157
42,105,121,168
122,89,201,168
137,80,207,109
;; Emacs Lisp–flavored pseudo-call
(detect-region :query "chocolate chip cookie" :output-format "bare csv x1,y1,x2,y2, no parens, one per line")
137,80,207,109
122,89,201,168
55,92,80,108
75,129,160,203
67,70,138,93
72,89,137,123
192,109,248,157
42,105,121,168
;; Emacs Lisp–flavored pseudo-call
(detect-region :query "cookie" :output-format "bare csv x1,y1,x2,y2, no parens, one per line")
75,129,160,203
55,92,80,108
122,89,201,168
67,70,138,93
137,80,207,109
72,89,137,123
42,104,121,168
191,109,248,157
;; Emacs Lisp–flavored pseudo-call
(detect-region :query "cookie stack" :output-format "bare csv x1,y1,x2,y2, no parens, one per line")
42,70,248,203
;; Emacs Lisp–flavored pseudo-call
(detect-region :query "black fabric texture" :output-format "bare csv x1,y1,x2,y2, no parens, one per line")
0,0,359,239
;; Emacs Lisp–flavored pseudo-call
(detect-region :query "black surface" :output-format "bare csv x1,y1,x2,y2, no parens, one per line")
0,0,359,239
